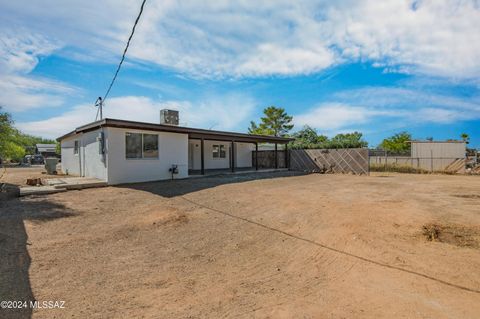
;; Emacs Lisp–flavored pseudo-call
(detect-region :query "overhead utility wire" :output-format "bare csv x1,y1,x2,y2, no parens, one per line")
96,0,147,120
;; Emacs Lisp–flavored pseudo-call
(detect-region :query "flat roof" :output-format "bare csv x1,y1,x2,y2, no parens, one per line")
57,118,294,144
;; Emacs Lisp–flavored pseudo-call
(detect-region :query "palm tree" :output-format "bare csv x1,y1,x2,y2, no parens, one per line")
461,133,470,144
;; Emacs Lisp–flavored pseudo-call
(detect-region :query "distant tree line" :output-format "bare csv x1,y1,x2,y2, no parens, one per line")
0,106,57,162
247,106,473,151
288,125,368,149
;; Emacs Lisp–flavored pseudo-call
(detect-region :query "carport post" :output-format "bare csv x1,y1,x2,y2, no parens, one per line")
274,143,278,169
284,143,288,169
255,142,258,170
201,138,205,175
231,140,235,172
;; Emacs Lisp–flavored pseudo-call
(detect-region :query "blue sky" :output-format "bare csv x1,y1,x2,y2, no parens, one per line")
0,0,479,147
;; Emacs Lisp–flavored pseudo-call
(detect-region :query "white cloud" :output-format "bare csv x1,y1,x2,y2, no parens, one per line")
294,103,385,131
16,94,256,139
2,0,479,79
294,86,480,133
334,87,480,112
0,31,59,74
331,0,480,78
0,30,77,111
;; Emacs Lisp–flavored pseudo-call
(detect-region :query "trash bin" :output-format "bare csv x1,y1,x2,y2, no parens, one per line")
45,157,59,175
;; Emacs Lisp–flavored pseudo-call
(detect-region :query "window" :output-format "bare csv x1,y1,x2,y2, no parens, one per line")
143,134,159,158
126,133,158,159
74,140,79,155
212,144,226,158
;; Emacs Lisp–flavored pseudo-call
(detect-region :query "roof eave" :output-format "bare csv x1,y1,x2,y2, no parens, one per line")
57,118,293,143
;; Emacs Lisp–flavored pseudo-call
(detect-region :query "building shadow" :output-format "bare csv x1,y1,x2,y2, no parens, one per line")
118,170,307,198
0,185,77,319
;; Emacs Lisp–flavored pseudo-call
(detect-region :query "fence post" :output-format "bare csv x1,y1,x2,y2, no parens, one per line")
431,150,433,172
384,151,387,172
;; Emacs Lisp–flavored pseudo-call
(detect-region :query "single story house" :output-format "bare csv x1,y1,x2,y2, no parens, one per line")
57,116,293,185
36,143,57,158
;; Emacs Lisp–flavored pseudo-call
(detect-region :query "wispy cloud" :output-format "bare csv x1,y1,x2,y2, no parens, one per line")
2,1,479,79
0,30,77,111
294,86,480,134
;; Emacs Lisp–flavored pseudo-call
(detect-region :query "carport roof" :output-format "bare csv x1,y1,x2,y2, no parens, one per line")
57,118,294,144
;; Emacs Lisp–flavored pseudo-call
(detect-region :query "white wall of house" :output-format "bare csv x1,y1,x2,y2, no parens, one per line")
236,142,254,168
188,140,254,170
82,129,107,180
106,127,188,184
60,129,107,180
61,135,81,176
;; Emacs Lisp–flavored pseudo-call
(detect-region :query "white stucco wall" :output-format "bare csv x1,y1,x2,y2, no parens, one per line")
61,135,81,176
188,140,254,170
236,142,254,168
106,127,188,184
60,129,107,180
81,130,107,180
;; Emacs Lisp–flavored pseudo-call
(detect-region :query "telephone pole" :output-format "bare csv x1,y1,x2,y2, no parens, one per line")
95,97,103,120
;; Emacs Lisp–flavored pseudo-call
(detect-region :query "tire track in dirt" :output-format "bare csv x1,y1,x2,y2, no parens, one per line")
180,196,480,294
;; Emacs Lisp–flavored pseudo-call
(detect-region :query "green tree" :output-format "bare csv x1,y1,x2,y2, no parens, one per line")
0,106,15,160
290,125,328,148
0,106,56,162
293,125,319,144
379,132,412,152
2,141,25,161
327,132,368,149
248,106,293,137
461,133,470,144
289,129,367,149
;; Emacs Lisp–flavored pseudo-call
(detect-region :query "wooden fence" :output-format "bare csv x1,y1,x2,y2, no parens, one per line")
289,148,369,175
252,151,287,169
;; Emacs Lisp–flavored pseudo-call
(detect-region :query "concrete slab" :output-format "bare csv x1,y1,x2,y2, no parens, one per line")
45,177,107,189
20,177,106,196
20,186,67,196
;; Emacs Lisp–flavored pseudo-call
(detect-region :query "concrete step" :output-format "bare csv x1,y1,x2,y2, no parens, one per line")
21,177,107,196
54,181,107,190
20,186,67,196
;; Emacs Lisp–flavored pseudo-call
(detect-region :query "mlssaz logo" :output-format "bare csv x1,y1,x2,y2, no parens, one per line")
30,301,66,309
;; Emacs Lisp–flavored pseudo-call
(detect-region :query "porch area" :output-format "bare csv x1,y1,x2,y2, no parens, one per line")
186,131,292,176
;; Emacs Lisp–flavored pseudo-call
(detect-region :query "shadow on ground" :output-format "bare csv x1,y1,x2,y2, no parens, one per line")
118,171,307,198
0,186,77,319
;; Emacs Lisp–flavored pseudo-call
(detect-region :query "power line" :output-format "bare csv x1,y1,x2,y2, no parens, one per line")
96,0,147,120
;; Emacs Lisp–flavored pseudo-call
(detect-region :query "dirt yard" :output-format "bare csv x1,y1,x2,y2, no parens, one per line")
1,167,480,318
0,165,68,187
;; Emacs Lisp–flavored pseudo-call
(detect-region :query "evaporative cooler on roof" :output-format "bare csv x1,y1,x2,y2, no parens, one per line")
160,109,179,125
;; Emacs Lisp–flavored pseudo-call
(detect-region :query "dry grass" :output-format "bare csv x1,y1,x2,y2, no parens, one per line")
423,223,480,248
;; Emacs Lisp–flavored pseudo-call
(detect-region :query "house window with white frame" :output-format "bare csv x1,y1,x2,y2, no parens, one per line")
212,144,226,158
126,133,159,159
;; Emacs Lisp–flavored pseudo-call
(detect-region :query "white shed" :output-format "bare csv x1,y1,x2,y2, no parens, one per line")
410,140,466,171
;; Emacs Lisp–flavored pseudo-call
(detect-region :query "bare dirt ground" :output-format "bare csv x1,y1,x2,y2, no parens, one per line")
1,167,480,318
0,165,69,187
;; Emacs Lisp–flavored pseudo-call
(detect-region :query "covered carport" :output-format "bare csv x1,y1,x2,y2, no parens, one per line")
187,130,293,175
